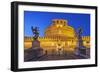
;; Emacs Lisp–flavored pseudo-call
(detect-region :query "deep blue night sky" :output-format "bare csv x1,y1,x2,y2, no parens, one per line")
24,11,90,37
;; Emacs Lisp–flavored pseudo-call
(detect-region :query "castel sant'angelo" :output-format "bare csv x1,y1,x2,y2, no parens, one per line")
24,19,90,54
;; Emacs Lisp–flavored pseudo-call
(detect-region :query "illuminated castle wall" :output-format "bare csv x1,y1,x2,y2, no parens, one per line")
24,19,90,54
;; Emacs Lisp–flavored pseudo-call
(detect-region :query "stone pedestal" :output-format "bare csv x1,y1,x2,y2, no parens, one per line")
32,40,40,49
75,46,90,58
24,40,44,61
32,40,44,57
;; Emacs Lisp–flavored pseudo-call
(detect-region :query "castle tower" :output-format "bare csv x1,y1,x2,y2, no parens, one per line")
44,19,76,39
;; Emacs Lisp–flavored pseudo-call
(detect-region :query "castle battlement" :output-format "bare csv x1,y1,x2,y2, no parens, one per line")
52,19,67,25
82,36,90,41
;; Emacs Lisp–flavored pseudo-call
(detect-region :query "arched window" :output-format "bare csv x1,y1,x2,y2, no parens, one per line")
57,20,59,24
86,41,89,43
64,21,66,25
60,20,62,24
53,21,55,24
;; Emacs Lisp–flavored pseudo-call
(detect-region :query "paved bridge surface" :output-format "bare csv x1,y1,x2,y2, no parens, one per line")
25,53,86,62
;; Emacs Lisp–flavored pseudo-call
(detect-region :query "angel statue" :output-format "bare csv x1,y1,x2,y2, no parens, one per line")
31,26,39,40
